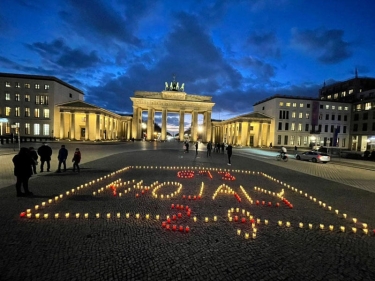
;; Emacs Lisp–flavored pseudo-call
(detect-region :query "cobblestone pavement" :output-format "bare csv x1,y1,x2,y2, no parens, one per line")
1,141,375,280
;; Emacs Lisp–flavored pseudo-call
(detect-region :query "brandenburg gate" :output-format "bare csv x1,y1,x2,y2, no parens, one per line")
130,80,215,142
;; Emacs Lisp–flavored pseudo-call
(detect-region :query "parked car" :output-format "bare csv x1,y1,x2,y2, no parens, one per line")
295,151,330,163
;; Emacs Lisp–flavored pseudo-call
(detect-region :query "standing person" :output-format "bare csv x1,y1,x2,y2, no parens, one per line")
226,144,233,165
12,147,34,197
221,143,225,153
57,145,68,173
37,142,52,172
294,145,297,152
185,142,189,153
72,148,81,173
207,141,212,157
195,142,198,156
29,147,38,175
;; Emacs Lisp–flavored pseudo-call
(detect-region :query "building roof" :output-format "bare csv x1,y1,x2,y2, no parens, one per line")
253,94,319,106
56,100,121,118
0,72,84,95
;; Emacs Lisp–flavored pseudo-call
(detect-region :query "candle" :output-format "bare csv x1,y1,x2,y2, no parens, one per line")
42,202,46,207
135,213,140,219
329,225,334,231
35,205,39,210
54,213,59,219
335,210,339,215
185,226,190,233
363,229,368,235
286,222,290,227
193,216,197,222
264,219,268,225
156,215,160,220
27,213,32,218
172,215,177,220
146,214,150,219
343,214,347,219
319,224,324,230
35,213,40,219
96,213,100,218
65,213,70,218
84,213,88,219
44,214,49,219
166,224,170,230
162,221,166,228
340,226,345,232
171,204,175,209
172,225,177,231
237,229,241,235
252,233,256,239
214,216,217,221
205,217,209,222
299,222,303,228
20,212,26,218
126,213,130,218
245,233,249,239
177,213,182,218
308,223,313,229
179,225,184,232
107,213,111,219
352,227,357,233
228,217,232,222
234,216,238,222
278,221,282,226
363,223,368,229
353,218,357,223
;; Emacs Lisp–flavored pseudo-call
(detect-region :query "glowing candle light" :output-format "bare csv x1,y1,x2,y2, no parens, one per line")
352,227,357,233
329,225,334,231
172,225,177,231
252,233,256,239
44,214,49,219
117,213,121,218
353,218,357,223
214,216,217,222
319,224,324,230
299,222,303,228
65,213,70,219
135,213,140,219
35,213,40,219
185,226,190,233
42,202,46,207
75,213,80,219
54,213,59,219
205,217,209,222
237,229,241,235
84,213,88,219
48,199,53,204
126,213,130,218
363,229,368,235
286,222,291,227
96,213,100,218
162,221,166,228
264,219,268,225
335,210,339,215
156,215,160,220
193,216,197,222
363,223,368,229
343,214,347,219
234,216,239,222
278,221,282,226
309,223,313,229
179,225,184,232
35,205,39,210
245,233,249,239
340,226,345,232
228,217,232,222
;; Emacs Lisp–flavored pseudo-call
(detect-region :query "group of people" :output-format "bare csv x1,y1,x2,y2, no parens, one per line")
12,143,82,197
192,141,233,165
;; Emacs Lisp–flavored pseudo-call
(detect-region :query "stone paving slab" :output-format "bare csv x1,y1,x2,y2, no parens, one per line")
0,142,375,280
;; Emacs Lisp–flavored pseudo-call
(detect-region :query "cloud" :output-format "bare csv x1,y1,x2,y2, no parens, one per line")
246,31,281,59
27,39,103,69
291,28,352,64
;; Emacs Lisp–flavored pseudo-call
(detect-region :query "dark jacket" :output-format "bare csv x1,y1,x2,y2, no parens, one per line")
73,151,81,163
38,144,52,161
29,150,38,162
13,148,33,178
58,147,68,161
226,145,233,155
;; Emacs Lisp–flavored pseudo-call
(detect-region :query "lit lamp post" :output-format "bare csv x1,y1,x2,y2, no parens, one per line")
141,122,146,141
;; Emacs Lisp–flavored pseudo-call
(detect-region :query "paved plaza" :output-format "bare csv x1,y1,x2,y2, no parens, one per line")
0,141,375,280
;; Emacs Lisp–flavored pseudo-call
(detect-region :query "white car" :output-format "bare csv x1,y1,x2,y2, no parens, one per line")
295,151,330,163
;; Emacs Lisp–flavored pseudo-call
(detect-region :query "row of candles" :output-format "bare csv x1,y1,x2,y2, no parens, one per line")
177,170,195,179
182,182,205,200
218,171,236,181
212,184,235,200
151,182,183,199
134,165,260,175
198,170,213,179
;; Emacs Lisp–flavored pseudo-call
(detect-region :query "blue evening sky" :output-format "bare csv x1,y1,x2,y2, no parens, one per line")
1,0,375,133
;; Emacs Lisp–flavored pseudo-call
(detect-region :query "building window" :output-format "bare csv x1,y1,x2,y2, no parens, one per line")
284,135,288,145
286,102,291,107
342,138,346,147
327,95,332,100
344,115,348,121
25,94,30,102
307,104,310,108
305,124,309,132
362,123,367,131
292,103,297,107
291,123,295,131
34,124,40,135
292,112,296,118
320,104,323,109
338,115,341,121
318,124,322,132
300,103,304,108
334,93,338,99
324,125,328,132
285,123,289,130
15,93,20,101
25,108,30,117
278,122,282,130
43,124,49,136
330,125,334,133
5,92,10,100
356,104,361,111
277,135,281,145
353,124,358,132
332,105,336,110
365,102,371,110
298,113,303,118
35,108,40,118
343,126,346,133
372,123,375,131
279,110,289,119
331,114,335,120
279,102,284,106
354,114,359,121
25,123,30,135
5,82,11,87
35,96,40,104
298,123,302,131
44,84,50,90
40,96,45,105
318,114,322,120
325,105,329,109
43,109,50,118
69,93,72,98
338,106,342,110
35,84,40,89
15,107,20,117
349,89,353,95
325,114,329,120
5,107,11,116
15,82,21,88
290,135,295,145
305,113,309,119
303,136,308,145
363,112,368,120
344,106,348,111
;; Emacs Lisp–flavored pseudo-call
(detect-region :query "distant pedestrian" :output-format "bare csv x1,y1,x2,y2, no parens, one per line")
12,147,34,197
29,147,38,175
37,142,52,172
57,145,68,173
72,148,81,173
185,142,189,153
221,143,225,153
295,146,297,152
195,142,198,156
207,142,212,157
226,144,233,165
269,142,273,148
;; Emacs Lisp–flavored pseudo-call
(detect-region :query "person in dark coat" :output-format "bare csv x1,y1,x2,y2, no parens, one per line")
195,142,198,156
72,148,81,173
57,145,68,172
221,143,225,153
37,142,52,172
207,142,212,157
226,144,233,165
29,147,38,175
12,147,34,197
